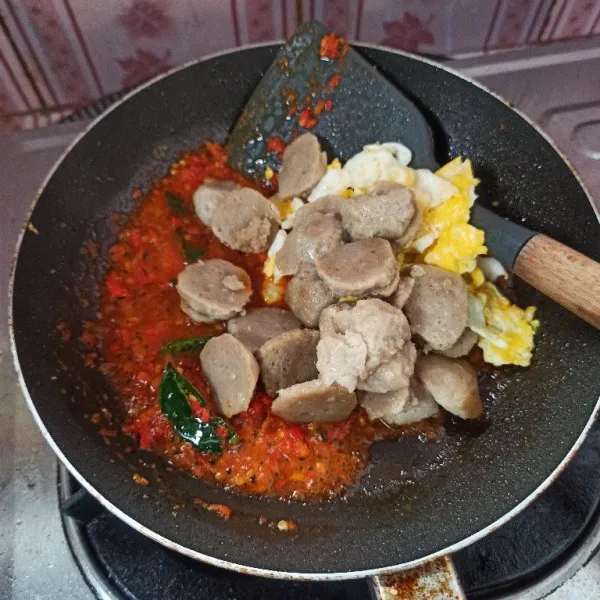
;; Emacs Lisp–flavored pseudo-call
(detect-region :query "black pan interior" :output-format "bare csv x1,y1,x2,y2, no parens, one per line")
11,45,600,575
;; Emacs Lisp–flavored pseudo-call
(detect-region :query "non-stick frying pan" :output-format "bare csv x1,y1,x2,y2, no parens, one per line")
9,28,600,589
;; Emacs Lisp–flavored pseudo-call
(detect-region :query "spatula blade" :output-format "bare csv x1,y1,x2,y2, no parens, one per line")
227,21,437,182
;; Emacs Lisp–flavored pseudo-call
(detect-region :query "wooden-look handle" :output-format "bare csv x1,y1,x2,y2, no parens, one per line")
514,234,600,330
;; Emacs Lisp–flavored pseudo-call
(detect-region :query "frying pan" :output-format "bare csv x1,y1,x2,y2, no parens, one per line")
9,26,600,592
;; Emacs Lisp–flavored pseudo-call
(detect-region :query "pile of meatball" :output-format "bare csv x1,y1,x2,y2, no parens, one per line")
175,134,482,426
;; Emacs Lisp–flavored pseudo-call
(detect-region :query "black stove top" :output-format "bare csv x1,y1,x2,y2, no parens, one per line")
60,418,600,600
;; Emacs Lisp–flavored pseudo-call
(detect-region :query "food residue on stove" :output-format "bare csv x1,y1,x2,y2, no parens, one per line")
133,473,149,486
194,498,233,520
257,516,298,532
276,519,297,532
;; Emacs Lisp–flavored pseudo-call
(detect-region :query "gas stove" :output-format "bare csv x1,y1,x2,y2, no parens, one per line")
2,38,600,600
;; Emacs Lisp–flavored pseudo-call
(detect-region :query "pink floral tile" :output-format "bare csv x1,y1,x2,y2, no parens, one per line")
119,0,173,39
550,0,600,39
381,13,435,52
2,0,600,124
357,0,442,54
117,48,172,89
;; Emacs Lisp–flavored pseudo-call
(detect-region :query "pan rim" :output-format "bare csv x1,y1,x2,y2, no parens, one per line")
8,39,600,581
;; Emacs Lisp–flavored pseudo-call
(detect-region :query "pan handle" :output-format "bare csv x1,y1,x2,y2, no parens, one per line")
368,556,465,600
513,234,600,330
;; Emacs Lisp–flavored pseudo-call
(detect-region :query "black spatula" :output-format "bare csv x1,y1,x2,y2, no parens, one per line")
228,21,600,329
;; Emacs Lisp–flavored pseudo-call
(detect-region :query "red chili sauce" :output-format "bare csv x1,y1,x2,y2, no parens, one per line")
94,143,442,501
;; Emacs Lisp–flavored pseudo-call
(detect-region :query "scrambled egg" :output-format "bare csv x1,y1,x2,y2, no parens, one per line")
262,198,305,303
423,224,486,274
261,277,287,305
468,281,539,367
410,158,538,366
263,229,287,282
279,197,304,229
413,157,486,275
308,143,414,201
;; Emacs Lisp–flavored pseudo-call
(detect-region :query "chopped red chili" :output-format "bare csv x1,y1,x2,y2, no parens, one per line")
197,407,211,423
314,99,334,116
105,274,129,298
129,228,143,248
266,136,286,157
328,74,341,90
298,108,318,129
288,425,306,441
319,33,349,61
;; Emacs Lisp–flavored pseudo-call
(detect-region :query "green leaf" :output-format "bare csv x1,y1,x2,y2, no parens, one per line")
165,363,206,406
174,226,204,263
165,191,187,216
182,241,205,263
158,363,237,454
161,336,213,355
178,417,223,454
159,365,194,420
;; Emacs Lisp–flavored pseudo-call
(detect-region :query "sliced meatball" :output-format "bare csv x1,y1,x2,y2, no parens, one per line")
416,354,482,419
315,238,399,297
359,379,438,425
317,304,372,391
227,308,300,352
294,194,348,227
200,334,259,417
317,299,410,391
278,133,327,198
404,265,468,351
359,386,410,422
276,212,344,276
272,380,357,423
211,188,281,253
440,328,478,358
318,302,351,336
193,179,239,227
177,259,251,323
358,342,416,393
285,263,337,328
390,276,415,310
316,330,368,392
327,299,410,372
342,182,416,242
401,379,440,425
180,300,219,324
257,329,319,397
392,201,423,251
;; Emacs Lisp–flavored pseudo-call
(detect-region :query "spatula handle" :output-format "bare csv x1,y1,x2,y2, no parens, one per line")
514,234,600,330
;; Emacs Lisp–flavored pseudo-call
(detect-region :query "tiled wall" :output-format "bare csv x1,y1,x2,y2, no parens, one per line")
1,0,599,131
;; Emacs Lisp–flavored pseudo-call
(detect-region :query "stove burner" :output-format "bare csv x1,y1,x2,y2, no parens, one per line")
60,470,370,600
455,418,600,598
59,421,600,600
